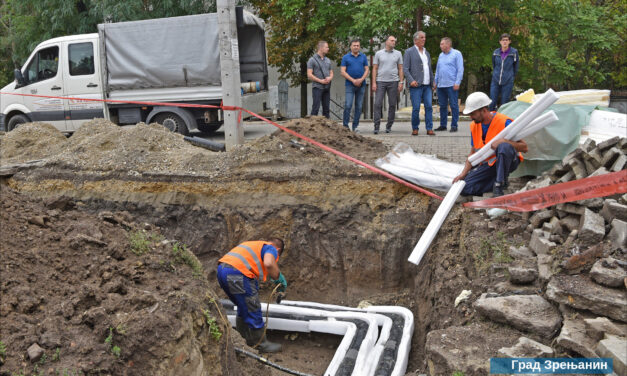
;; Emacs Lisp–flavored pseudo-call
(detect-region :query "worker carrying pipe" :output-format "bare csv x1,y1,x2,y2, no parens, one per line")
453,91,528,196
217,238,288,353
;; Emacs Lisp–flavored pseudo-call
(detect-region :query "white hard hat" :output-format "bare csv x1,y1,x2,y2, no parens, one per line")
463,92,492,114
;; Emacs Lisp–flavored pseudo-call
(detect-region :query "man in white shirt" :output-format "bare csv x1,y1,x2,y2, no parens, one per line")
403,31,435,136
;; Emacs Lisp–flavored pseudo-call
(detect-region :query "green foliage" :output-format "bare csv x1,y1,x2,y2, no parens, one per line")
171,242,203,278
111,345,121,358
128,230,163,255
0,340,6,362
39,352,47,365
474,231,512,270
203,309,222,341
452,372,465,376
52,347,60,362
104,326,122,357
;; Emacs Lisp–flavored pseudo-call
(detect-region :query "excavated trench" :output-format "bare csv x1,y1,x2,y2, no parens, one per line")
4,168,484,374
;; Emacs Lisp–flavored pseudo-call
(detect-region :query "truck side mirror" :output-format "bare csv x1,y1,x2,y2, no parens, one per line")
14,69,27,88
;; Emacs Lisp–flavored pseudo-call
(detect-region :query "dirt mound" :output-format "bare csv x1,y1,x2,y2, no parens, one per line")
0,123,68,165
0,187,259,376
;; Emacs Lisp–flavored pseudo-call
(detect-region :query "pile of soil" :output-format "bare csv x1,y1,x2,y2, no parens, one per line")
0,187,262,376
0,117,388,179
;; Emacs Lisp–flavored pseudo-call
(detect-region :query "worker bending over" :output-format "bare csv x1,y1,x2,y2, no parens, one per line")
453,91,527,196
217,238,288,353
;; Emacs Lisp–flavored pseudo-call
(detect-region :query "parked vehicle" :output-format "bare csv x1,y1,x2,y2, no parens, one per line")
0,8,269,134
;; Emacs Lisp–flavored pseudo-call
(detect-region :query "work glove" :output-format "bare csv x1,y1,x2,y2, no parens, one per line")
270,272,287,292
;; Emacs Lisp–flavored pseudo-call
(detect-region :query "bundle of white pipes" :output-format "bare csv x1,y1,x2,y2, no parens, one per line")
407,89,561,266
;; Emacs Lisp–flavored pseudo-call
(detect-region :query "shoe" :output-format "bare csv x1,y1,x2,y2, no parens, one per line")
354,128,361,134
235,317,249,338
449,127,458,132
373,130,379,135
503,179,509,190
427,130,435,136
249,328,282,353
412,129,418,136
385,128,391,133
434,126,447,131
493,182,505,197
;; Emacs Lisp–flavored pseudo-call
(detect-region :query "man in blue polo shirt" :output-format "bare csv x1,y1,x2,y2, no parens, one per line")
340,39,369,131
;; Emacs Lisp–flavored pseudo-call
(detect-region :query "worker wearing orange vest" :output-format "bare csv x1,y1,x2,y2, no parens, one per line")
453,92,527,196
217,238,287,353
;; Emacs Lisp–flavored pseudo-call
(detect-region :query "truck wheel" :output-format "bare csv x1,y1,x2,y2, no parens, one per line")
197,121,223,134
8,114,29,131
154,113,189,136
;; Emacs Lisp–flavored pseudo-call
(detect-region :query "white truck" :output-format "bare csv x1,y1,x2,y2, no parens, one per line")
0,8,269,134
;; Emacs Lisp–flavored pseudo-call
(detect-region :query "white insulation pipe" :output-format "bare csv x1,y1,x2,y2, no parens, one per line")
408,181,466,266
469,88,560,166
514,110,559,140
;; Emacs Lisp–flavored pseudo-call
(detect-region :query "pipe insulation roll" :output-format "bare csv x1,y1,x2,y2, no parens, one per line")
468,88,560,166
513,110,559,140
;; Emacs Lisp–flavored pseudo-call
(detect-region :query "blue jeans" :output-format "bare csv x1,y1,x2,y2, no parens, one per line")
489,80,514,111
311,87,330,118
437,86,459,129
217,264,263,329
409,85,433,131
343,84,366,130
461,143,520,196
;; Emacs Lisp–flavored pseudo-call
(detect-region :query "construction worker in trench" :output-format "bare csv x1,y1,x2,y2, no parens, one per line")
453,91,528,197
217,238,287,353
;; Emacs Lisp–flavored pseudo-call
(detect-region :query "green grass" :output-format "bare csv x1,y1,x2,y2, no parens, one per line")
172,242,203,278
474,231,513,271
127,230,164,255
452,371,465,376
203,309,222,341
0,340,6,362
52,347,60,362
104,327,122,358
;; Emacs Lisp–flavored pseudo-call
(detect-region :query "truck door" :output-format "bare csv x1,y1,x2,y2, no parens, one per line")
63,39,104,131
20,44,68,131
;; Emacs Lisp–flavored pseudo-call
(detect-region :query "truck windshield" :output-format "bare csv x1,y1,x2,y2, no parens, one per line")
25,46,59,83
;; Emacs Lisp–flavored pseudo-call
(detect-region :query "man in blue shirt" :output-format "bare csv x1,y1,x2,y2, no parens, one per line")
434,37,464,132
340,39,369,131
490,33,519,111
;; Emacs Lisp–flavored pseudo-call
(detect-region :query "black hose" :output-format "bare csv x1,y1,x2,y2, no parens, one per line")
183,136,226,152
234,347,316,376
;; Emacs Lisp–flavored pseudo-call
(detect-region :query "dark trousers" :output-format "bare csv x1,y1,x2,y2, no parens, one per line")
461,143,520,196
311,87,330,118
373,81,399,130
489,80,514,111
217,264,263,329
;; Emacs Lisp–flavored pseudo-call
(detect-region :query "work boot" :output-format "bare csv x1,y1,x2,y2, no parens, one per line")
235,317,249,338
249,328,282,353
493,182,505,197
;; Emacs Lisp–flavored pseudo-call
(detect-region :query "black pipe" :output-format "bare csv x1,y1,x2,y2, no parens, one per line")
183,136,226,152
234,347,316,376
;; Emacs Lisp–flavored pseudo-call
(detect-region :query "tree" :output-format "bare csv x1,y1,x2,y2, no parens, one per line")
248,0,356,117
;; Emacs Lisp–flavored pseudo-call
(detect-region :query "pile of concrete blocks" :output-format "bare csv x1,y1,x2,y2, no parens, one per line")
520,136,627,254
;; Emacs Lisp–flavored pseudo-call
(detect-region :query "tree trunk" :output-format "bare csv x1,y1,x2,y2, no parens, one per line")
415,7,424,31
300,59,308,117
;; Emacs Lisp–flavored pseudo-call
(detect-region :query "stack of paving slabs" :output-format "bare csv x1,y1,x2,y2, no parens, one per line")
519,136,627,254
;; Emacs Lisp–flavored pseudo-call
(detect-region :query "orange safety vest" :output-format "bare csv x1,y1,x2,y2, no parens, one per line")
219,241,279,281
470,112,524,166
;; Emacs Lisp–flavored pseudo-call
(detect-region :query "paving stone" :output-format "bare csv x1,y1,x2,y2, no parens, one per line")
589,166,609,177
608,219,627,250
509,265,538,285
563,230,578,248
590,257,627,287
562,244,604,274
581,138,597,152
530,234,556,255
491,281,539,295
27,343,44,362
574,197,604,210
529,209,554,228
546,163,568,180
542,222,554,233
425,323,520,376
601,147,621,168
611,153,627,172
537,254,554,283
556,316,599,358
562,148,583,164
546,274,627,322
498,337,554,358
556,203,585,216
597,136,621,151
584,317,627,341
578,208,606,247
474,294,562,338
523,176,553,191
568,158,588,179
621,193,627,205
600,200,627,223
596,334,626,376
583,152,602,173
508,245,534,259
548,217,561,234
556,170,575,184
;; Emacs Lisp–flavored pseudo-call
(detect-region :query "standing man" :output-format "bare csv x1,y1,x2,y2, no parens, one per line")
403,31,435,136
372,35,404,134
434,37,464,132
490,33,519,111
217,238,288,353
307,41,333,118
340,39,369,131
453,92,527,197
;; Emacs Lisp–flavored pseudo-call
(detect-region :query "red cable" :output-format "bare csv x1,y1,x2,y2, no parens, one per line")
0,91,444,200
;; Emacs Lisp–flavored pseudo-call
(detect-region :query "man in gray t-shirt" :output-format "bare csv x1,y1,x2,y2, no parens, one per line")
372,36,404,134
307,41,333,118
